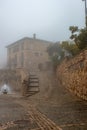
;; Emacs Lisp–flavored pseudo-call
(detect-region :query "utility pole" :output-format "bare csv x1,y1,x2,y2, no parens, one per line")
82,0,87,28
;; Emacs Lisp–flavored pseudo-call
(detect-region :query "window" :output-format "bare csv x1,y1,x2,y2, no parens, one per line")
21,43,24,50
21,53,24,67
13,54,17,67
35,52,43,56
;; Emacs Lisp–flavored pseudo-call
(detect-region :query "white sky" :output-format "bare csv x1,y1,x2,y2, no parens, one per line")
0,0,85,67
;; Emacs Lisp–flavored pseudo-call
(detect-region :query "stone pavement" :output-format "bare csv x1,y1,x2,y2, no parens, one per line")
37,100,87,130
24,78,87,130
0,94,62,130
0,95,37,130
0,78,87,130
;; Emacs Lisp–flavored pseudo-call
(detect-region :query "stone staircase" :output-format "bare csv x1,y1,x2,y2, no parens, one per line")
25,73,39,97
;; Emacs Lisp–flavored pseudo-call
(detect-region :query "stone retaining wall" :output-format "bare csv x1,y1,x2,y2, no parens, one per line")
0,68,29,95
57,50,87,100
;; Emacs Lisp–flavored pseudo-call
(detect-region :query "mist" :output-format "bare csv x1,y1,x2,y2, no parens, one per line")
0,0,85,68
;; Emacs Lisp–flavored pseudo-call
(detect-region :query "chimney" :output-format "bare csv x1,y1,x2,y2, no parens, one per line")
33,33,36,39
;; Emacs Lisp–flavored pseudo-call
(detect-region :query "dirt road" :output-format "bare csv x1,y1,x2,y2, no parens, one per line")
0,94,62,130
0,73,87,130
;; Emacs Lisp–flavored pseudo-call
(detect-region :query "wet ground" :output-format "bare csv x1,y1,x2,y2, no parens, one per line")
28,79,87,130
38,100,87,130
0,81,87,130
0,94,62,130
0,95,39,130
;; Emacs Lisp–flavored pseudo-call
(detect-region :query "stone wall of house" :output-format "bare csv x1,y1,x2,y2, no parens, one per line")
56,50,87,100
7,37,52,71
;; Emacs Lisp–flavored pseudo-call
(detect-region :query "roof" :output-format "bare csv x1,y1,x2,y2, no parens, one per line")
6,37,53,48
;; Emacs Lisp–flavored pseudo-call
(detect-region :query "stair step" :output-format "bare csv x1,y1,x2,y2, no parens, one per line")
26,91,37,94
25,73,40,97
30,76,38,78
29,79,39,82
29,85,39,88
29,81,39,84
27,90,39,93
29,77,38,80
29,82,39,85
25,91,39,97
30,74,37,76
26,90,39,93
28,87,39,91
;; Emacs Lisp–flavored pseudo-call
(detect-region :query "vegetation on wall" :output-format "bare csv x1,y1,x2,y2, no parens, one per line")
69,26,87,49
61,41,80,56
47,41,79,69
47,26,87,69
47,43,64,68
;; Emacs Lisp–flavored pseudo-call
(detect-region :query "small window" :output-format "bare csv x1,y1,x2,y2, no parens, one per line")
21,53,24,66
21,43,24,50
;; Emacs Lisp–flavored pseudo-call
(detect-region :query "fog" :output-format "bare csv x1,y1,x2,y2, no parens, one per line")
0,0,85,68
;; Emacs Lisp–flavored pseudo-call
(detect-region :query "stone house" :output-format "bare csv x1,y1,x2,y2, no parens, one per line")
6,34,53,71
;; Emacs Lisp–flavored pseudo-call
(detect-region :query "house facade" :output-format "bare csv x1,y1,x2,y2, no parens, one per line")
6,35,53,71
